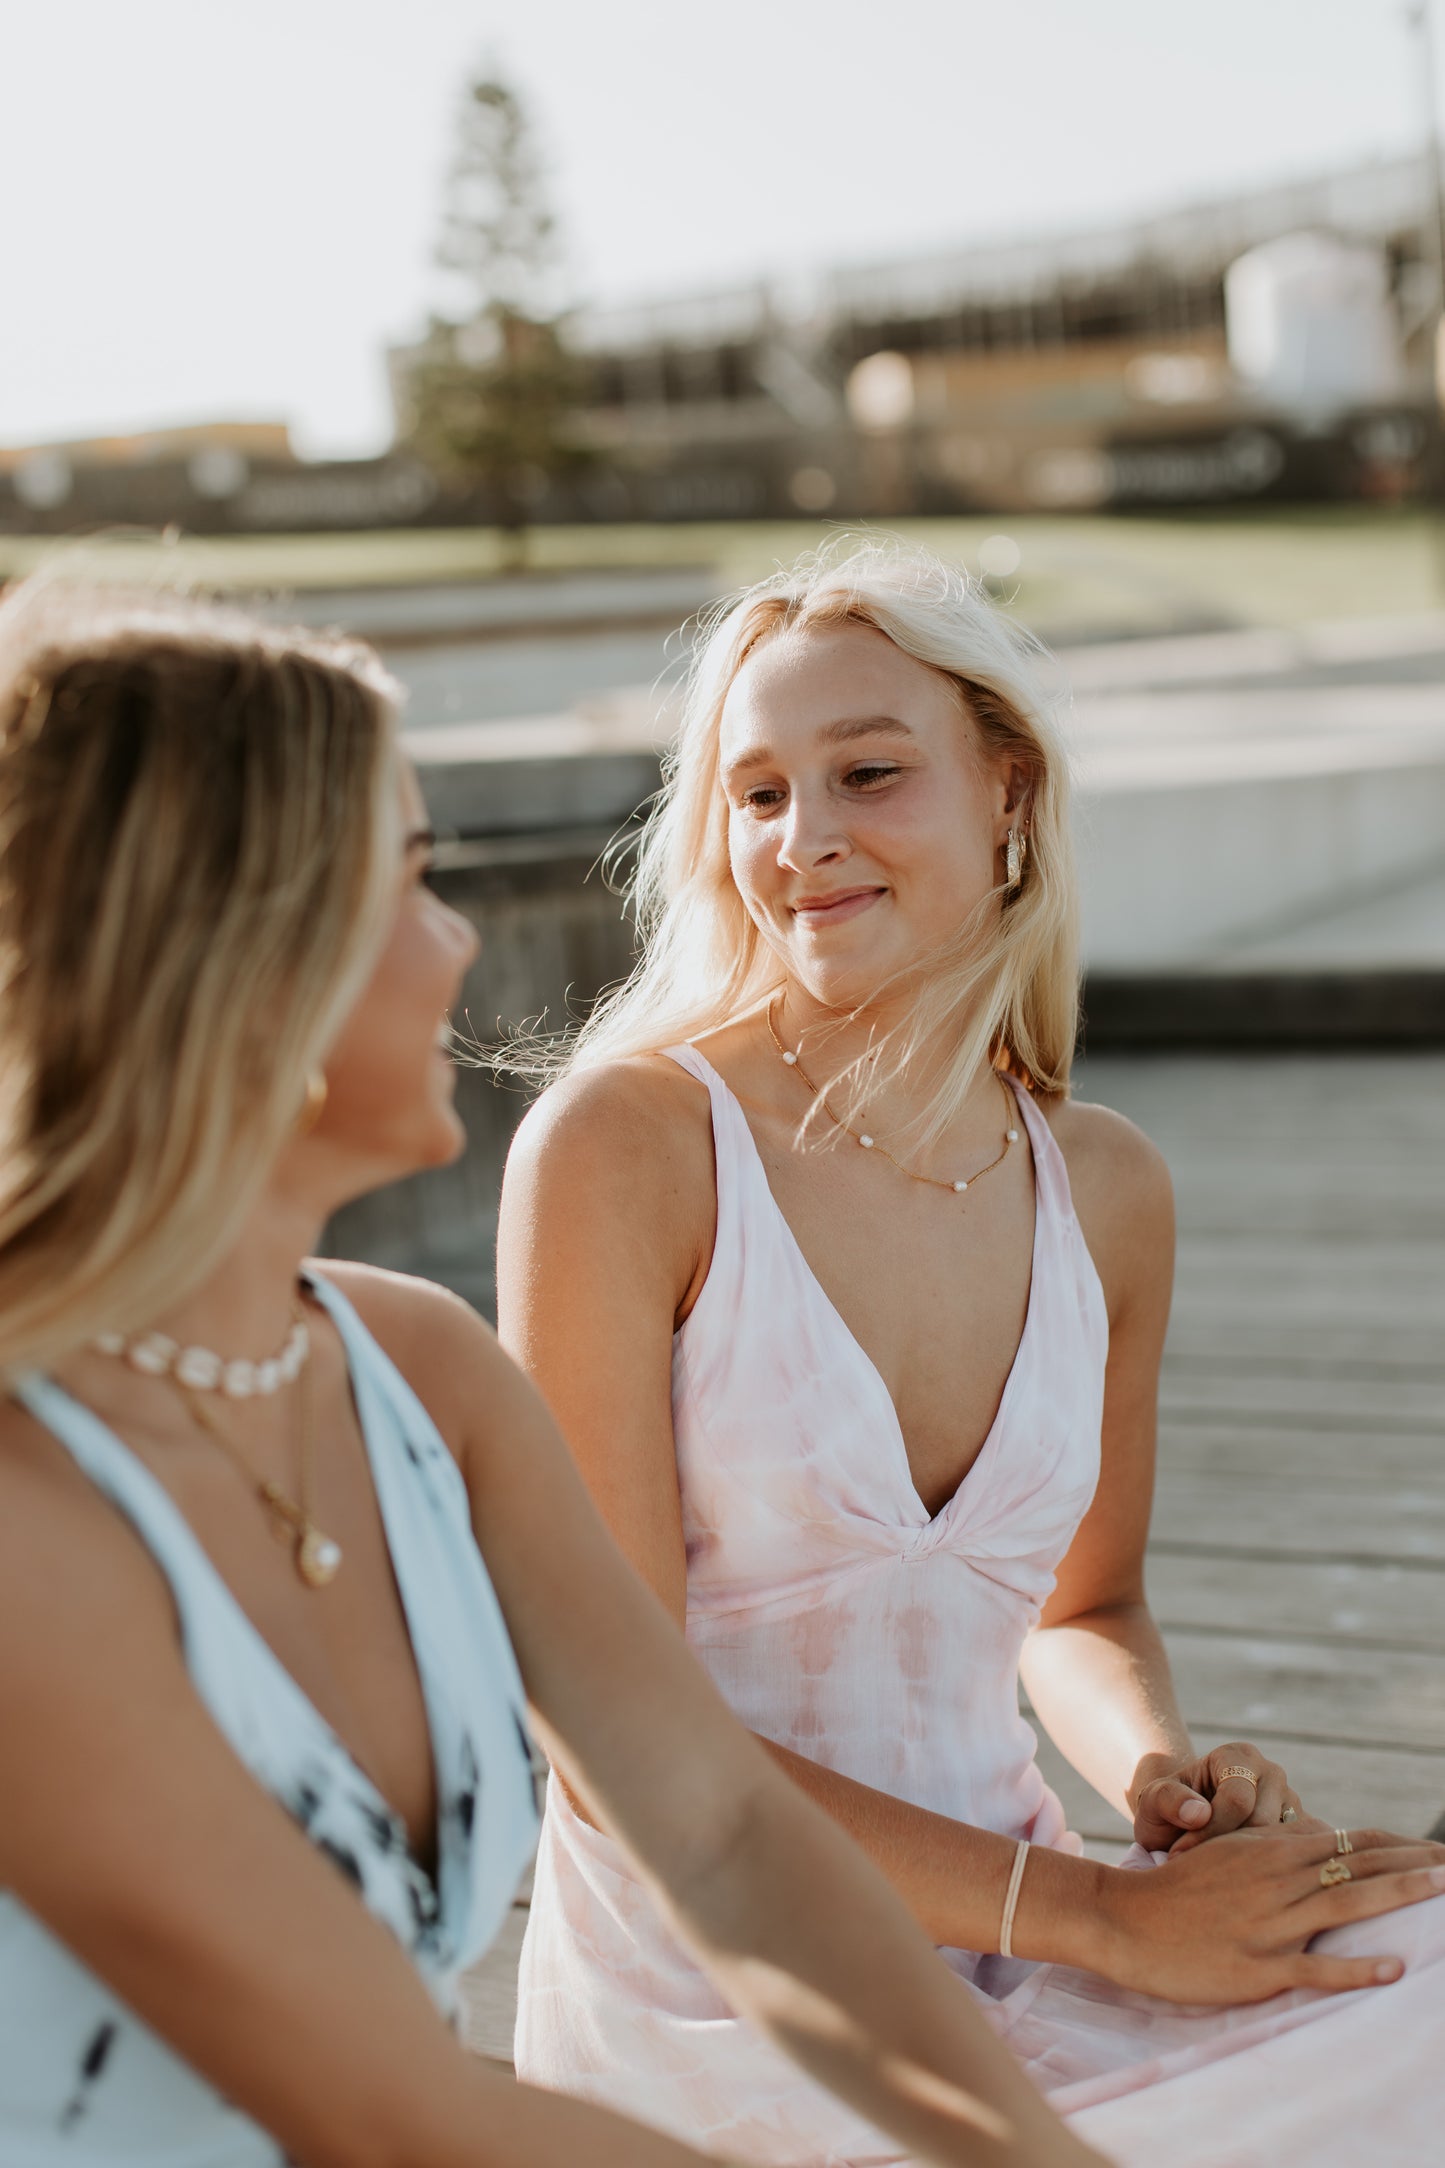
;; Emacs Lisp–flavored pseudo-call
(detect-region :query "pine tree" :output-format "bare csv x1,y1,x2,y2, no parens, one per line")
403,74,583,561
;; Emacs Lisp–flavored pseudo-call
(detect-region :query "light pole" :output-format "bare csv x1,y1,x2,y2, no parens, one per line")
1406,0,1445,581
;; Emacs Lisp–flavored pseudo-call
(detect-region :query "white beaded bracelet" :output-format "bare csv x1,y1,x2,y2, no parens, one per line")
998,1837,1031,1960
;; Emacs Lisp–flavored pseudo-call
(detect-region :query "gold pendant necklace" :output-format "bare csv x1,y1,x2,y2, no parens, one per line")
170,1301,343,1590
766,995,1020,1196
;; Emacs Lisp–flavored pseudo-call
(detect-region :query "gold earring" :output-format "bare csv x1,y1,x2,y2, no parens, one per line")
1005,828,1027,890
296,1071,329,1136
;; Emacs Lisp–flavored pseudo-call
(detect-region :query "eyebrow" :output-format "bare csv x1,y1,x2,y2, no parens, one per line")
722,714,916,775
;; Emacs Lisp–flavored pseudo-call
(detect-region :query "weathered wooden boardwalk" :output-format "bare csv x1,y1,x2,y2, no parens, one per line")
460,1051,1445,2058
1039,1050,1445,1852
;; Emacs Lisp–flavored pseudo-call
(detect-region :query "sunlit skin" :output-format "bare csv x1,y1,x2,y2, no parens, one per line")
0,752,1119,2168
500,616,1445,2019
294,764,479,1199
721,620,1018,1060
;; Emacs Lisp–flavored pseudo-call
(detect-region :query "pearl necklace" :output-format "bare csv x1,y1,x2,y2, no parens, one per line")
94,1295,342,1590
766,996,1020,1195
92,1314,310,1399
170,1333,342,1590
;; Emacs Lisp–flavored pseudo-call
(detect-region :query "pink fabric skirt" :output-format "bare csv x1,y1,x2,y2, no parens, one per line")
517,1805,1445,2168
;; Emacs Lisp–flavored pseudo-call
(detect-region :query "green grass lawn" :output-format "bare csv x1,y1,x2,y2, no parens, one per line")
3,506,1443,640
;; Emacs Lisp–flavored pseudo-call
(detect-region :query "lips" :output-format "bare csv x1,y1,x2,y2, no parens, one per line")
790,887,886,925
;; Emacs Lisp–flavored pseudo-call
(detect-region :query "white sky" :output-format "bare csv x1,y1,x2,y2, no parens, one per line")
4,0,1440,456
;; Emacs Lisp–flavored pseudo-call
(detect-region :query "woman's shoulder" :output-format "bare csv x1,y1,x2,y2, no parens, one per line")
1043,1093,1172,1208
317,1261,577,1484
1038,1093,1175,1309
311,1261,503,1456
505,1052,716,1199
498,1054,721,1330
312,1256,480,1343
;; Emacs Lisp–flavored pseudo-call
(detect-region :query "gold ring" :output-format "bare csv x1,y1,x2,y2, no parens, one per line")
1334,1828,1353,1856
1280,1805,1298,1823
1218,1766,1258,1786
1320,1856,1352,1887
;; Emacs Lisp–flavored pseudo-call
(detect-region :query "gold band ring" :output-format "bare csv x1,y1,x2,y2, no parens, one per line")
1218,1765,1258,1786
1320,1856,1353,1887
1333,1828,1353,1856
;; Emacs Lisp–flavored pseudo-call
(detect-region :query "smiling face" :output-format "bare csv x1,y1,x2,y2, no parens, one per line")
291,761,479,1203
719,619,1016,1015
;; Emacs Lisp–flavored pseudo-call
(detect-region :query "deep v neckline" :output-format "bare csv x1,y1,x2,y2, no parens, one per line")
27,1274,448,1896
689,1051,1044,1529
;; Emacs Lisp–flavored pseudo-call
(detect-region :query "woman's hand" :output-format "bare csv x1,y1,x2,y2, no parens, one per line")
1096,1825,1445,2005
1129,1740,1308,1852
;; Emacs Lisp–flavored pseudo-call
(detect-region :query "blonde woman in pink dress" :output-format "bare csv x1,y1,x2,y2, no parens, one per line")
500,538,1445,2166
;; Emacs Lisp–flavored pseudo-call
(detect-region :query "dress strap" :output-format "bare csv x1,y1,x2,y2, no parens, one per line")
13,1369,230,1604
659,1043,755,1168
1005,1075,1077,1229
10,1364,289,1744
659,1042,751,1152
659,1042,713,1088
658,1045,766,1334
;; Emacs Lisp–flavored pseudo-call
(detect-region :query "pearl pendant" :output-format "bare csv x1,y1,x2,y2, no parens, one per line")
859,1133,875,1149
782,1049,798,1065
1007,1128,1020,1143
953,1178,969,1192
296,1526,343,1588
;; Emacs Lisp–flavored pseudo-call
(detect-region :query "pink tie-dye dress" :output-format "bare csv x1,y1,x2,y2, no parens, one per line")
515,1045,1445,2166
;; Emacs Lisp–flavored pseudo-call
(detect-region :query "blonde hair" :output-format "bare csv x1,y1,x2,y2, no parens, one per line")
0,576,402,1376
531,534,1079,1150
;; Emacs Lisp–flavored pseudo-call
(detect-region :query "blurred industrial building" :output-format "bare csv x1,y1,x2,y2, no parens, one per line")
546,154,1438,523
6,151,1445,534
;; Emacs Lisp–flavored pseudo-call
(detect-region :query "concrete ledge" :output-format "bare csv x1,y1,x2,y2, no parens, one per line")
1081,970,1445,1049
412,738,662,838
263,567,717,646
1078,758,1445,973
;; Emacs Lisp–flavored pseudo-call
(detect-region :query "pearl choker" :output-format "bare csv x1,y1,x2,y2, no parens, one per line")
92,1315,310,1399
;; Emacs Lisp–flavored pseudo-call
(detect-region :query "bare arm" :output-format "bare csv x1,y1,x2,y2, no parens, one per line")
497,1067,1445,2010
1024,1103,1300,1848
1019,1102,1197,1832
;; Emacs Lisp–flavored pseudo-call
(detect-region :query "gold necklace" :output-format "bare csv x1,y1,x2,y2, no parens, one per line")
169,1302,343,1589
766,996,1020,1196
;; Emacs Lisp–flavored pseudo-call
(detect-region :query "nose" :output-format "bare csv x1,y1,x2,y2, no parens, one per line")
776,787,849,874
445,899,481,975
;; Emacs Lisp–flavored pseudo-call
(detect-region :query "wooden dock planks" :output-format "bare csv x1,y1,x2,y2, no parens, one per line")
1051,1051,1445,1850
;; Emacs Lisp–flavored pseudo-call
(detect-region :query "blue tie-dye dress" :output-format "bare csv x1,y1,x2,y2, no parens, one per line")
0,1272,538,2165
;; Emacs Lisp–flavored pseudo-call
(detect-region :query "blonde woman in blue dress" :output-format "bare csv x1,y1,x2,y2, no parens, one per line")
0,578,1106,2168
